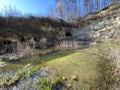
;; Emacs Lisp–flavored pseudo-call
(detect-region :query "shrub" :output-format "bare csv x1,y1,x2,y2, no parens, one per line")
98,46,120,90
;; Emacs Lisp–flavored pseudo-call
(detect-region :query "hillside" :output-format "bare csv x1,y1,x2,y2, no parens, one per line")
0,1,120,45
0,16,75,43
70,1,120,41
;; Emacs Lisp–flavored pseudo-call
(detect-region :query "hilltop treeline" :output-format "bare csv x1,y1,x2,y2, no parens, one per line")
51,0,114,20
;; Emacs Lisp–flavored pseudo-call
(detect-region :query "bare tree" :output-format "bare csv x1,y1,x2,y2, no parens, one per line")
54,0,80,20
2,6,22,16
48,6,56,18
51,0,114,19
84,0,89,14
55,0,65,19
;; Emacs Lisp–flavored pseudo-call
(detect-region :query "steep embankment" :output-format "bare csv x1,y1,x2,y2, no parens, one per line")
0,16,74,43
71,1,120,41
0,1,119,44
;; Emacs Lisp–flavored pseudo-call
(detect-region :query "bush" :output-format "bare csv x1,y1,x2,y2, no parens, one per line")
98,46,120,90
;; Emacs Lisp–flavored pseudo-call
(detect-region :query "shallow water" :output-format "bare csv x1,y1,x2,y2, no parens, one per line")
12,68,51,90
0,50,73,90
1,50,73,72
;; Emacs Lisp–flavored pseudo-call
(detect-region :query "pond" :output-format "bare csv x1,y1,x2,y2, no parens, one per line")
0,50,72,90
0,50,74,73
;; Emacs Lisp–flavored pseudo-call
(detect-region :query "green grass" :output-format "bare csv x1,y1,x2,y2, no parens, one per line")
2,48,100,90
0,65,61,90
1,50,74,71
43,40,120,90
1,40,119,90
45,48,101,90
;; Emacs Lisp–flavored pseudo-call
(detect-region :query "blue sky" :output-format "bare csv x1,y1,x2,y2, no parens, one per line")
0,0,55,15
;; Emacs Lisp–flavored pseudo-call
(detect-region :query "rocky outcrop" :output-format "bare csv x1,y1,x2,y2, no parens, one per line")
0,16,75,49
71,1,120,41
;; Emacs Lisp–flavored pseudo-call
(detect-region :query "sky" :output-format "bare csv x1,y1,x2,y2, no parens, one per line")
0,0,55,15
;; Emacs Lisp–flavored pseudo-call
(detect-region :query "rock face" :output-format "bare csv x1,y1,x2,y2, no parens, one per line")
70,1,120,41
0,17,74,49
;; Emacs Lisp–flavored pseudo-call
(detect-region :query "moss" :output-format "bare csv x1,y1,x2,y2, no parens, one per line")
2,50,74,71
46,49,100,89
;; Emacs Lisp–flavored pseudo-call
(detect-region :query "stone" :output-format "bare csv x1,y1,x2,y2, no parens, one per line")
13,86,19,90
69,5,120,41
9,86,14,90
67,83,72,88
0,62,6,67
24,64,31,69
71,75,77,80
26,64,31,67
62,76,67,81
90,42,97,46
40,38,47,43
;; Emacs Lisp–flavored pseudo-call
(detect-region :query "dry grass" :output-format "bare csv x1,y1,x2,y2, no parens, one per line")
45,48,101,90
1,50,74,71
101,46,120,90
1,40,120,90
43,40,120,90
93,40,120,90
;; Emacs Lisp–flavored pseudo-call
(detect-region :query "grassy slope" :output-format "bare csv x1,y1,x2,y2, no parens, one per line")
45,48,101,90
